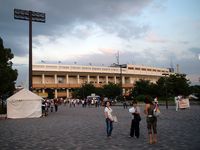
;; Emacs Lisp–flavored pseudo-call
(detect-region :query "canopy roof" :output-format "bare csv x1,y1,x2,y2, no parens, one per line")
7,89,43,101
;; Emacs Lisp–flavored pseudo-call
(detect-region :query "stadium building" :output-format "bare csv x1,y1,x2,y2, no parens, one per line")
32,64,171,98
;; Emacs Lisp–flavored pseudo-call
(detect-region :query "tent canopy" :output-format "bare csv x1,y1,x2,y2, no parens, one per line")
7,89,43,101
7,89,43,119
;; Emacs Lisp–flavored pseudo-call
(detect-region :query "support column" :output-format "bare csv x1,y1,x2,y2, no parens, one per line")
54,74,57,84
77,74,80,84
66,74,69,84
106,76,108,84
42,74,45,84
114,76,117,84
97,75,99,84
55,89,57,98
122,76,125,84
130,77,133,84
87,75,90,83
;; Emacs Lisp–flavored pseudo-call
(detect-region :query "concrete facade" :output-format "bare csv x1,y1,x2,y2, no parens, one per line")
32,64,171,98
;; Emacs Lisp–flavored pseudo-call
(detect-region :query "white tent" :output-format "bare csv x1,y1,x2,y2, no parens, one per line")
7,89,43,119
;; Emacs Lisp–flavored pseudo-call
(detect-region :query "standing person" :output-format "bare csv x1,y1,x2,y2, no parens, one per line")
104,101,114,137
154,97,159,111
123,101,128,109
42,100,46,117
174,96,179,111
129,100,141,138
154,97,158,104
144,98,158,144
50,99,54,112
81,99,85,107
54,99,58,112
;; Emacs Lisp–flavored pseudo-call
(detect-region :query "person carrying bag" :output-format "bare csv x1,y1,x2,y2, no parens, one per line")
129,100,141,138
104,101,116,137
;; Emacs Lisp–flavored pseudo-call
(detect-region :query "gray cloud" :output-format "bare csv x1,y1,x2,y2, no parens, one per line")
16,48,199,87
0,0,153,57
1,0,199,85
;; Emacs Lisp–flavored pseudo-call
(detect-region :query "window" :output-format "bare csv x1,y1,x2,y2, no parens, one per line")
58,77,64,83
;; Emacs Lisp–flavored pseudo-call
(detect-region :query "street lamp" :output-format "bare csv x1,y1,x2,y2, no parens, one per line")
14,9,46,91
112,63,126,99
162,73,169,109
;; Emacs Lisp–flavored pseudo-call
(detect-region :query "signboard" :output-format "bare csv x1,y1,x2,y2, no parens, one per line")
179,98,190,109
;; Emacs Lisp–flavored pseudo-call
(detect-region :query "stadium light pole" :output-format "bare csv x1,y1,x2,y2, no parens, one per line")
162,73,169,109
112,63,126,100
14,9,45,91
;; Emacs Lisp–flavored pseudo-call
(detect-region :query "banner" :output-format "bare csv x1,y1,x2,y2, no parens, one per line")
179,98,190,109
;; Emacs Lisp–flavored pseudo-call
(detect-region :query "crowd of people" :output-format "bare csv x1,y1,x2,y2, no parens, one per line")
104,97,160,144
41,95,191,145
41,98,60,117
66,98,101,108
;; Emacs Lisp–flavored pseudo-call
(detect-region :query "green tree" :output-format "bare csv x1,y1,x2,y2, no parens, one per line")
157,74,190,97
132,79,152,96
189,85,200,94
156,77,166,97
0,37,18,98
95,87,104,97
102,82,121,99
73,83,96,99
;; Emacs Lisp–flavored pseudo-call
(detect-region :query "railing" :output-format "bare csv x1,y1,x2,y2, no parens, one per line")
33,83,81,88
33,83,135,89
33,64,170,76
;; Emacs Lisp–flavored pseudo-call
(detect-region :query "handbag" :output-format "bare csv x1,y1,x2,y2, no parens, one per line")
112,115,118,123
153,108,161,117
134,114,141,122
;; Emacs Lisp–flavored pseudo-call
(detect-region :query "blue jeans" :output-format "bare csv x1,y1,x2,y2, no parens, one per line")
106,118,113,137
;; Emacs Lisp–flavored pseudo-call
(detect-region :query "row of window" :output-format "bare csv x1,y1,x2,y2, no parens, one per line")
128,67,168,73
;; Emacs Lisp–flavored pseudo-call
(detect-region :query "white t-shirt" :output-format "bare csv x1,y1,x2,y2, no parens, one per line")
135,106,140,113
129,106,140,119
104,107,113,119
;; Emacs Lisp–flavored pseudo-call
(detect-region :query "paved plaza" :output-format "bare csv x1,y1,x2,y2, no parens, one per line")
0,104,200,150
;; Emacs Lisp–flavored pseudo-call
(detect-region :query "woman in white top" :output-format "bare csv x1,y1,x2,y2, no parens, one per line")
104,101,114,137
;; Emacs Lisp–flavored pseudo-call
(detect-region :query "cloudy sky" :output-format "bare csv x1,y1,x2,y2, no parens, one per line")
0,0,200,86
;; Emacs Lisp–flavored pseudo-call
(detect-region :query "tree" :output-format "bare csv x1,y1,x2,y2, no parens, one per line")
102,82,121,99
157,74,190,97
132,74,191,100
189,85,200,94
132,79,152,97
0,37,18,97
72,83,96,99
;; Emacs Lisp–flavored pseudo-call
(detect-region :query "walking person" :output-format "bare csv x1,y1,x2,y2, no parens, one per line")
174,96,179,111
54,99,58,112
50,99,54,112
144,98,158,144
129,100,141,138
104,101,114,137
42,100,46,117
123,101,128,109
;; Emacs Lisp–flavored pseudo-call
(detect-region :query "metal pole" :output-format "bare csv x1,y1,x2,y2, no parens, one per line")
162,73,169,109
29,11,32,91
120,65,122,96
165,80,168,109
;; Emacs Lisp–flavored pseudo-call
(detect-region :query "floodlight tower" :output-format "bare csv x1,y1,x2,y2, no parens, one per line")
14,9,45,90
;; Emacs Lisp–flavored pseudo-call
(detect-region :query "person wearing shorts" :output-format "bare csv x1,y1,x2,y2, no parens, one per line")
144,98,157,144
